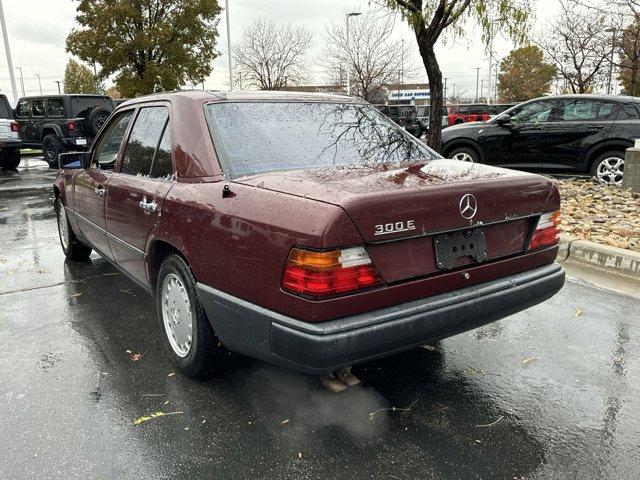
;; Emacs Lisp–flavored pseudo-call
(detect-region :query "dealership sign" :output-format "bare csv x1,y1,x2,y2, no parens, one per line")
388,89,430,100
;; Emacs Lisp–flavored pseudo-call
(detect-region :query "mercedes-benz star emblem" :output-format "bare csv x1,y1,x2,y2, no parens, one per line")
459,194,478,220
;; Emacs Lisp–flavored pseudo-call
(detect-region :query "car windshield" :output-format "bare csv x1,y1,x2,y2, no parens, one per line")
204,102,439,179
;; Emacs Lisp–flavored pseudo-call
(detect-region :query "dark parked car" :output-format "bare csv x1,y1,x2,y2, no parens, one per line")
0,94,21,169
54,91,564,378
441,94,640,185
375,104,422,137
15,94,114,167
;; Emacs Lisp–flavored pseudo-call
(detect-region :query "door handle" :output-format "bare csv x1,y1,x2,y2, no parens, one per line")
139,197,158,213
94,186,105,197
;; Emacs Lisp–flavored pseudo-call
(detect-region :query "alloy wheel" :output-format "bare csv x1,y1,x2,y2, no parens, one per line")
452,152,475,162
596,156,624,185
57,202,69,251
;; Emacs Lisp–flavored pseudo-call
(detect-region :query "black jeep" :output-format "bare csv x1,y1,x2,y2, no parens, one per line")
14,95,114,167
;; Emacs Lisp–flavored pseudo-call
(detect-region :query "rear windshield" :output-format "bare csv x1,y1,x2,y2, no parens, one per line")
204,102,439,178
69,96,113,116
0,97,12,119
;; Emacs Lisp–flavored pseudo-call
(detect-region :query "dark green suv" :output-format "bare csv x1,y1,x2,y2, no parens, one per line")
15,95,114,167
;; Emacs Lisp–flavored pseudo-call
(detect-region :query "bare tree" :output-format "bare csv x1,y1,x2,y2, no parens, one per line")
320,15,418,103
537,0,611,93
233,20,313,90
446,85,469,104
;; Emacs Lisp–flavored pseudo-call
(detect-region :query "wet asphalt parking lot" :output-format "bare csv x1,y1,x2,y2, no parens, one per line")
1,158,640,480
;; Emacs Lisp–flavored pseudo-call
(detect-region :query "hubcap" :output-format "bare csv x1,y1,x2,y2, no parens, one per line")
596,157,624,185
452,152,474,162
57,202,69,250
161,273,193,357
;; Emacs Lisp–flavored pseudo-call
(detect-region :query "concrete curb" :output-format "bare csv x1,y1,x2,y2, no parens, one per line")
558,234,640,279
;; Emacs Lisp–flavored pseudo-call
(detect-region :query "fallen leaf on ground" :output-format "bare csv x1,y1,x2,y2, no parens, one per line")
131,353,142,362
133,411,184,426
522,356,536,366
298,452,303,459
573,308,583,317
281,419,290,424
70,293,82,298
167,372,175,377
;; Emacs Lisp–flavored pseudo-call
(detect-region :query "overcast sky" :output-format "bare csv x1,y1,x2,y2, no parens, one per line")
0,0,559,104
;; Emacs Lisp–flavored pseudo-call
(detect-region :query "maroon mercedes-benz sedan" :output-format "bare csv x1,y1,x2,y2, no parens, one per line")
53,90,564,377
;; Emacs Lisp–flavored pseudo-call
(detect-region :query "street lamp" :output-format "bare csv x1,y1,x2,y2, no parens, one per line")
15,66,24,96
225,0,233,90
345,11,362,95
35,73,42,95
605,27,617,95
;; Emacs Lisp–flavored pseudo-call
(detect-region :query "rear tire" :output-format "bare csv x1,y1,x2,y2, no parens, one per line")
43,134,65,168
56,198,92,260
590,151,625,185
86,107,110,136
448,146,479,163
0,148,20,170
156,254,220,377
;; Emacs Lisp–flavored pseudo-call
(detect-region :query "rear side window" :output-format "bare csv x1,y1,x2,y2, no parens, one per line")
121,106,169,177
47,98,64,117
0,97,12,118
557,99,617,121
510,100,555,123
616,103,640,120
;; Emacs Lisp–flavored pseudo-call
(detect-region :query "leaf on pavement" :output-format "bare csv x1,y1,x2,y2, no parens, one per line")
573,308,583,317
281,418,290,424
133,411,184,426
522,356,536,366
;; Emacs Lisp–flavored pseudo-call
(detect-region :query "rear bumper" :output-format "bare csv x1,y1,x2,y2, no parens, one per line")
61,137,90,149
197,263,565,374
0,139,21,149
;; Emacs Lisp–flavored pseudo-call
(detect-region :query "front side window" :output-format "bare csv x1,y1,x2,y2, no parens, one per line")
121,106,169,177
509,100,555,124
92,110,134,170
204,102,439,179
47,98,65,117
16,100,29,117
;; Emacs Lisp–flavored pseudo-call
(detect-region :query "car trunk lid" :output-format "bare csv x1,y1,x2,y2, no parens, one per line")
237,159,556,282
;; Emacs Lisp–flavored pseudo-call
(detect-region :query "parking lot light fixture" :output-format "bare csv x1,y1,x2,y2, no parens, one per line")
345,12,362,95
0,0,18,103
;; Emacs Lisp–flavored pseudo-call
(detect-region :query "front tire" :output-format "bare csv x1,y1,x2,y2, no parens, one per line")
591,151,625,185
449,146,479,163
56,198,92,260
156,254,219,377
43,134,65,168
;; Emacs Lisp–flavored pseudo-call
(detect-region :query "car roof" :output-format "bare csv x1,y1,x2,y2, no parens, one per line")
534,94,640,103
118,89,368,106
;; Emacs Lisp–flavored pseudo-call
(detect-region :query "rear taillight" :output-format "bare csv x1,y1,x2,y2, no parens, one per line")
528,211,561,251
10,121,18,132
66,120,76,131
282,247,383,299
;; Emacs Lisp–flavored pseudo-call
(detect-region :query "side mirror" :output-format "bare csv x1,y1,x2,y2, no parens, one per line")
58,151,88,170
496,114,512,126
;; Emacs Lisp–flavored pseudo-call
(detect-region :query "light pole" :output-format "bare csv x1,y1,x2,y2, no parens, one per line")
475,67,480,102
15,66,24,96
35,73,42,95
606,27,617,95
345,11,362,95
225,0,233,90
0,0,18,103
54,81,62,94
443,77,448,103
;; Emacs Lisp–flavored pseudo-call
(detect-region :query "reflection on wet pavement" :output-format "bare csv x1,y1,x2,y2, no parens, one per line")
1,165,640,479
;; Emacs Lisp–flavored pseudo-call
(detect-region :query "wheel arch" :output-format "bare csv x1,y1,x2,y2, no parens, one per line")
585,139,631,172
442,139,484,162
41,124,64,139
146,238,191,292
